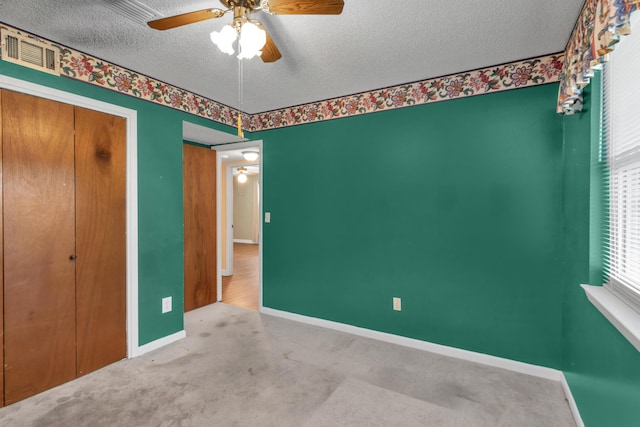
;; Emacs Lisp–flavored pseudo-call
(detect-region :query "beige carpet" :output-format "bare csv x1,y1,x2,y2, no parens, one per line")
304,377,474,427
0,303,576,426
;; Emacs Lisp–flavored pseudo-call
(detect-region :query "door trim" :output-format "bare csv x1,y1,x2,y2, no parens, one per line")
224,160,260,276
224,163,234,277
0,75,140,358
213,140,263,309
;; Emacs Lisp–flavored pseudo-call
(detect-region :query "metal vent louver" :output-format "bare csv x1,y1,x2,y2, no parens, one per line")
5,34,18,59
1,29,60,75
21,40,44,66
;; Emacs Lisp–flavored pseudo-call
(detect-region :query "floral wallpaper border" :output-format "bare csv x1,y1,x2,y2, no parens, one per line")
248,54,564,131
0,24,242,128
1,24,563,131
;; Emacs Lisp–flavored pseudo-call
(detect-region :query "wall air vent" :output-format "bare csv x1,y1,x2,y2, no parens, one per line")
1,29,60,75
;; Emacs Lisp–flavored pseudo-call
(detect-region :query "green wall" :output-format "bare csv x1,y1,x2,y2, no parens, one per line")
561,73,640,426
6,52,640,425
0,61,235,346
255,84,565,368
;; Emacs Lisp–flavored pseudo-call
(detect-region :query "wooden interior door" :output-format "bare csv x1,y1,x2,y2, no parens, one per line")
74,107,127,376
0,90,4,408
183,144,217,311
2,90,76,405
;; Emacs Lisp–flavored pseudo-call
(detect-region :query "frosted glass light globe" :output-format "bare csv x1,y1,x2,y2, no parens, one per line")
210,25,237,55
238,22,266,59
242,151,259,161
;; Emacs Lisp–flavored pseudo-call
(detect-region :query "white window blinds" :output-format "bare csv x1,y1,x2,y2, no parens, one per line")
603,14,640,311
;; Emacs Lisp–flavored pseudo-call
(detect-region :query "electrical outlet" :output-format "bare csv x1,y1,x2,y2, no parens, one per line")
393,297,402,311
162,296,172,314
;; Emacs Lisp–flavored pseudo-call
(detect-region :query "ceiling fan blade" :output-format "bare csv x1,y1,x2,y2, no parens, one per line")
261,31,282,63
265,0,344,15
148,9,226,30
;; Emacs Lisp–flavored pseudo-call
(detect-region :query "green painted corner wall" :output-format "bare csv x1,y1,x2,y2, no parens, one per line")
0,62,236,346
5,54,640,425
561,73,640,427
255,84,565,368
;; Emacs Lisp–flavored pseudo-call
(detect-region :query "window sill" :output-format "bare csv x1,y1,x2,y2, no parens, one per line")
582,284,640,353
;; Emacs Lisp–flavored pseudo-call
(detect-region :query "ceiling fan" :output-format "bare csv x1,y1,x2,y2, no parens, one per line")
147,0,345,63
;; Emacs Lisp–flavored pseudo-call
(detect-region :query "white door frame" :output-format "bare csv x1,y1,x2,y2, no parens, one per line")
225,164,234,277
213,140,263,309
0,75,141,357
226,160,260,271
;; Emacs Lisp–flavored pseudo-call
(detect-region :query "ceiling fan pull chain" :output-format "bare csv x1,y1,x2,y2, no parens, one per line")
237,55,245,138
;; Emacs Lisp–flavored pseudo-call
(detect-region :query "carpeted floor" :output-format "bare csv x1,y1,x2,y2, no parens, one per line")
0,303,576,426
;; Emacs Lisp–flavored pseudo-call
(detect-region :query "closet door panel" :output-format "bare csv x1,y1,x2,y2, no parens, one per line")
75,107,127,376
183,144,217,311
0,90,4,408
2,90,76,404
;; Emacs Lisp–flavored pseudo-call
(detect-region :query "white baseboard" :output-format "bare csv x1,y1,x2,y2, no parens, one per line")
260,307,582,425
233,239,257,244
561,374,585,427
132,330,186,357
260,307,562,380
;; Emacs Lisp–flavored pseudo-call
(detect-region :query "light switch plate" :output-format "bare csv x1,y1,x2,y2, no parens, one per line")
265,212,271,223
162,296,172,314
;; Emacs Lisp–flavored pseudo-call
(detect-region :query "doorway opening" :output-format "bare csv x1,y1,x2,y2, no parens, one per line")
222,163,260,310
213,140,262,311
181,122,262,311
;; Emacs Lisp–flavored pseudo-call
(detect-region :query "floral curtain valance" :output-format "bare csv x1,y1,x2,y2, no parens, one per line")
558,0,639,114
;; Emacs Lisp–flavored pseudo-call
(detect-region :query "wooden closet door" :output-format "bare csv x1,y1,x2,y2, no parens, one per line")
75,107,126,376
2,90,76,405
0,90,4,408
183,144,217,311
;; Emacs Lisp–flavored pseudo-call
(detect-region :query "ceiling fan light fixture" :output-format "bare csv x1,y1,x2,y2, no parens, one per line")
242,151,259,161
210,24,237,55
149,0,345,63
237,21,266,59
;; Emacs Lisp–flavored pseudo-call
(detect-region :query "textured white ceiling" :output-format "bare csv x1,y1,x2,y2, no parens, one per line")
1,0,583,113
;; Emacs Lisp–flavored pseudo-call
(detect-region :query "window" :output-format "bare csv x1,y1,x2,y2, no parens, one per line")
602,15,640,314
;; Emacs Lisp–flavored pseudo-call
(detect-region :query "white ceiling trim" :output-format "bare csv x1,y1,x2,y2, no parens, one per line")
1,23,563,133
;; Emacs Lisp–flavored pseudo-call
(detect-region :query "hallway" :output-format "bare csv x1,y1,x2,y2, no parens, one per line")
222,243,259,310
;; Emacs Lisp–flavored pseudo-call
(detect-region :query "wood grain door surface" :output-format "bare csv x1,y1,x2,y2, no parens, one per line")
183,144,217,311
2,90,77,405
74,106,127,376
0,90,4,407
0,91,127,405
